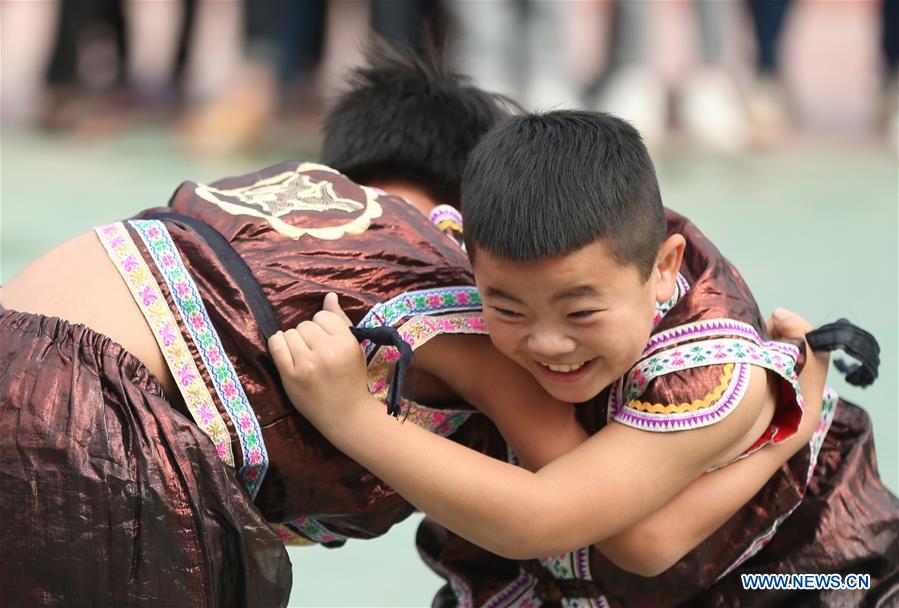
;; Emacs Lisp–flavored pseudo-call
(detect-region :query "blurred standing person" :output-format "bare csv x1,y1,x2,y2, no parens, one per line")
0,0,57,124
182,0,439,154
882,0,898,145
40,0,129,130
33,0,194,133
746,0,794,144
447,0,582,111
592,0,747,151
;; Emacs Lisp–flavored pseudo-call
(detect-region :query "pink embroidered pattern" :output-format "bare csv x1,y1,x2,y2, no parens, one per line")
642,318,800,360
287,516,347,544
626,338,797,400
653,272,690,326
130,219,268,497
366,312,488,437
358,286,482,355
95,222,234,465
610,319,803,433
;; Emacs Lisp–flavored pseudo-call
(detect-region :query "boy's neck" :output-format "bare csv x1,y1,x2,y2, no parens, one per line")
367,180,440,216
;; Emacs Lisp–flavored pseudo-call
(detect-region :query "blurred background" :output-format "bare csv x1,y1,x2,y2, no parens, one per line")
1,0,896,606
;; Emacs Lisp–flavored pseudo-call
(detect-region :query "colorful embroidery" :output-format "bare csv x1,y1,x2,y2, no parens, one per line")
287,516,348,544
482,574,539,608
272,524,315,546
642,318,800,360
95,222,234,466
428,204,463,232
628,363,736,413
358,286,482,354
428,204,465,249
419,545,476,608
365,312,488,436
130,220,268,498
537,548,608,608
612,362,751,432
653,272,690,326
627,337,797,402
610,318,803,433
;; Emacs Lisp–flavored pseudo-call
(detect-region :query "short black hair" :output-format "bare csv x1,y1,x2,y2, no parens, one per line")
462,111,666,279
320,39,515,207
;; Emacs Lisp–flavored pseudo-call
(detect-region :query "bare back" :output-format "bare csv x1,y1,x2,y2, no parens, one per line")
1,231,178,400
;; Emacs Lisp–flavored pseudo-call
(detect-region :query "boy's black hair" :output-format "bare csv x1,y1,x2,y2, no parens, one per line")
462,111,666,279
320,39,515,207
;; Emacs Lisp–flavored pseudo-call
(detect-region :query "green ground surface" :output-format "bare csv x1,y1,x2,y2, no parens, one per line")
1,126,896,607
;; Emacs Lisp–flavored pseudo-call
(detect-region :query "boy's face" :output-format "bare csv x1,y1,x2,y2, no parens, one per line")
473,240,675,404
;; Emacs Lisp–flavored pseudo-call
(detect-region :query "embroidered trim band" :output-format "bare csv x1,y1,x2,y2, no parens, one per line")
366,312,488,436
95,222,235,466
130,220,268,497
628,363,736,413
642,318,800,360
358,286,482,354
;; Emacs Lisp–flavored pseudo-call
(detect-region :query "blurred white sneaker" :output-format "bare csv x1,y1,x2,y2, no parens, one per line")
746,74,791,147
594,66,667,151
678,67,748,152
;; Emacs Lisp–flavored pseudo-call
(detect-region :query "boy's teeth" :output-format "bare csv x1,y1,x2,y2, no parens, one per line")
546,362,585,373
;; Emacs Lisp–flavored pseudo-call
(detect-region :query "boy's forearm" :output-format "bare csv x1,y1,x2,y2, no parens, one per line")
320,396,555,559
598,420,813,576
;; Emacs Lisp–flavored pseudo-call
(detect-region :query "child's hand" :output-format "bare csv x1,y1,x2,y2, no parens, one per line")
268,294,370,433
766,307,830,445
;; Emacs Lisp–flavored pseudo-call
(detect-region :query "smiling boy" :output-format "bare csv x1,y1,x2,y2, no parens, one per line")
271,111,899,606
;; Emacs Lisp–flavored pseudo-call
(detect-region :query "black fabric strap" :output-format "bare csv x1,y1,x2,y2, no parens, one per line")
141,211,414,416
144,211,281,339
806,318,880,387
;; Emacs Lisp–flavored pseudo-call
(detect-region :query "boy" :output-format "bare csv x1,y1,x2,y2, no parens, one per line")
271,111,899,606
0,43,511,606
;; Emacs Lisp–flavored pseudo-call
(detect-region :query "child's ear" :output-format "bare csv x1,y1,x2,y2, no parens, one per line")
653,234,686,302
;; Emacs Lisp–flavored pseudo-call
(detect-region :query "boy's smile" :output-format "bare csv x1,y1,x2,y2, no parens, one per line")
472,237,683,403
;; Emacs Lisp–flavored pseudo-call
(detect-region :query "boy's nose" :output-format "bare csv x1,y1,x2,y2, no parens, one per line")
526,330,577,359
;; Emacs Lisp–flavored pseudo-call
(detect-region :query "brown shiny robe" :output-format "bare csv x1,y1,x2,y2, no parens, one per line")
129,161,499,538
417,210,899,607
0,310,292,608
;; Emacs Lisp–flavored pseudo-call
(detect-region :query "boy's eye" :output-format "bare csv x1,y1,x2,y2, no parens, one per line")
568,310,600,320
492,307,523,318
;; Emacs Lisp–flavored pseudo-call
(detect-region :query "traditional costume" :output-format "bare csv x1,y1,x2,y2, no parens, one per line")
0,162,502,606
416,210,899,608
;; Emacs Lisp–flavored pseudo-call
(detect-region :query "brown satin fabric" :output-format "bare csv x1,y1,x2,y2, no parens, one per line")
134,161,483,533
0,310,291,608
417,209,899,607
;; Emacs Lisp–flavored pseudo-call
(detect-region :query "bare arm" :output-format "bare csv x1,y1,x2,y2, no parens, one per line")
413,313,828,574
269,307,778,560
412,333,586,470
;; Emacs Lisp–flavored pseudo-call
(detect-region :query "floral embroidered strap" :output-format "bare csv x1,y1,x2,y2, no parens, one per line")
366,312,488,437
95,222,235,466
130,220,269,498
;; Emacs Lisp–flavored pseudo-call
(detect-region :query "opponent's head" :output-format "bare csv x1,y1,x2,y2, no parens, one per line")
463,111,685,402
320,40,514,211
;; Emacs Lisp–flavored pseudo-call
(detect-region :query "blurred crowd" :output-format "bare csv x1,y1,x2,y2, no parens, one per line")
1,0,896,153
